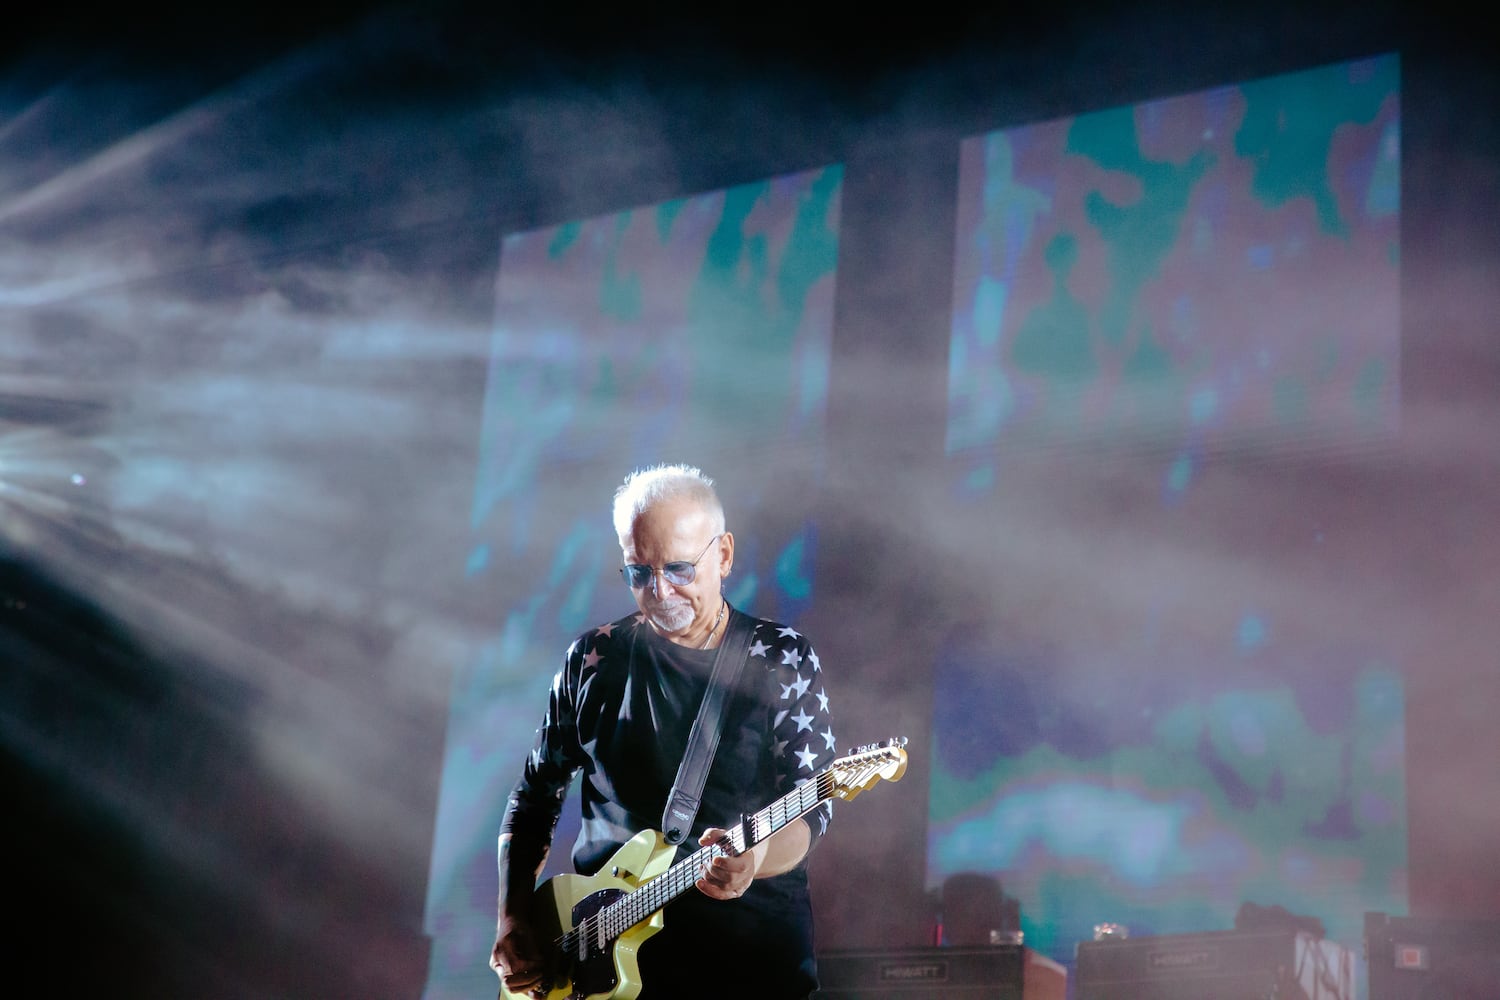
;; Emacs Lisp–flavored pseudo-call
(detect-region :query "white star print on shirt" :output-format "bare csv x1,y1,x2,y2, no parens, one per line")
754,620,835,846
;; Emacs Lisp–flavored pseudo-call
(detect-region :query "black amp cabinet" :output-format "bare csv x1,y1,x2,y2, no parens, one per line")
814,945,1066,1000
1365,911,1500,1000
1075,928,1310,1000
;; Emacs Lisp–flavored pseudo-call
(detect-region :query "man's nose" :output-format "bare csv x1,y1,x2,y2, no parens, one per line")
650,571,675,598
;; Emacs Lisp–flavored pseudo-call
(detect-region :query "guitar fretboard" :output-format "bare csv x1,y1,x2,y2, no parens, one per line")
590,770,832,947
557,744,901,964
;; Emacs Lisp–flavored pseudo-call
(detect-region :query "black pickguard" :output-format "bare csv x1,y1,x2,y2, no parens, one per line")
560,887,626,1000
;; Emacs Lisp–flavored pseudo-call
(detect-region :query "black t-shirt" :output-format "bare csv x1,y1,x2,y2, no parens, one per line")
503,606,836,998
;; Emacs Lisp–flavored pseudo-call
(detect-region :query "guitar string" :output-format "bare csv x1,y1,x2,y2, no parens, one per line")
565,750,897,955
565,757,889,959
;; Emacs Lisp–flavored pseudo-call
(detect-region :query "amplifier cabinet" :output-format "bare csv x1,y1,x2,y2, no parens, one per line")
1076,929,1309,1000
1366,911,1500,1000
814,945,1066,1000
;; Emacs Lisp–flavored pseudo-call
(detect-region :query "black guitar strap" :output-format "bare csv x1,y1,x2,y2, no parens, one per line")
661,604,756,846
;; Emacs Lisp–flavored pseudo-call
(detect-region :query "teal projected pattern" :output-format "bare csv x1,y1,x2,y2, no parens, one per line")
423,167,842,1000
949,56,1399,493
936,55,1404,978
929,642,1405,959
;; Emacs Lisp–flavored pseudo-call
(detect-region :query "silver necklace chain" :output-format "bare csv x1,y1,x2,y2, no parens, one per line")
700,600,727,649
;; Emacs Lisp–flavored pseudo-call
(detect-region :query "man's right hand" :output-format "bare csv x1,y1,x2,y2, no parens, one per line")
490,915,546,998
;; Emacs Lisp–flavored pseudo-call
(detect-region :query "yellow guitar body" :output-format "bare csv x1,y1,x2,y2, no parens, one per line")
497,739,908,1000
502,829,676,1000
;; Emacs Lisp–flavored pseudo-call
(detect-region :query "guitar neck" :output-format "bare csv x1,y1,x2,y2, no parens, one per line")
554,740,904,982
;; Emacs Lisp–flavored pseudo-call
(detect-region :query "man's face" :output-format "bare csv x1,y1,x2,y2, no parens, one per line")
620,496,733,643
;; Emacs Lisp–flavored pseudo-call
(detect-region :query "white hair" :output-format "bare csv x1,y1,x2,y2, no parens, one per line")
611,464,726,541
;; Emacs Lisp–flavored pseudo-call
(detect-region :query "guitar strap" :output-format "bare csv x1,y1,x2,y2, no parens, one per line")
660,604,756,846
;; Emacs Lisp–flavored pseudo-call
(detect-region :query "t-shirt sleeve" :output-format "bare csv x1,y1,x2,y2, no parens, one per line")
500,637,588,850
763,625,836,854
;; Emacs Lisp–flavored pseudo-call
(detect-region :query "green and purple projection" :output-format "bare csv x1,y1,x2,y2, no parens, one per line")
934,54,1403,971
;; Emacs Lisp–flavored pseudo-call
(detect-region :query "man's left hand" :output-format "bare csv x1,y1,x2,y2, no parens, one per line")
694,827,762,900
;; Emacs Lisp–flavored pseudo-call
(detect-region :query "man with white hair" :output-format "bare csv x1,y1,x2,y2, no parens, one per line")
491,464,835,999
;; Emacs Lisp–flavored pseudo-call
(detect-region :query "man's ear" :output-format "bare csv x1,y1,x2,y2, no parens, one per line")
718,531,735,577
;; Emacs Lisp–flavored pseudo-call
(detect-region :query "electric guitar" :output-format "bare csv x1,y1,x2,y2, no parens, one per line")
499,738,909,1000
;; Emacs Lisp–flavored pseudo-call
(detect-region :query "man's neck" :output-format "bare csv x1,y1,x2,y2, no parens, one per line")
653,599,726,649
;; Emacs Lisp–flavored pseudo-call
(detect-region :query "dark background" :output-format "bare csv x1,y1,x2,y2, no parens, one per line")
3,2,1496,997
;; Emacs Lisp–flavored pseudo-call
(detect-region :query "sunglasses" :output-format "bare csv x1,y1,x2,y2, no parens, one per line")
621,534,723,590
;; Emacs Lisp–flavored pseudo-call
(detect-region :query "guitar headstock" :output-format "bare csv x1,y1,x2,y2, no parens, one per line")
828,737,908,800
